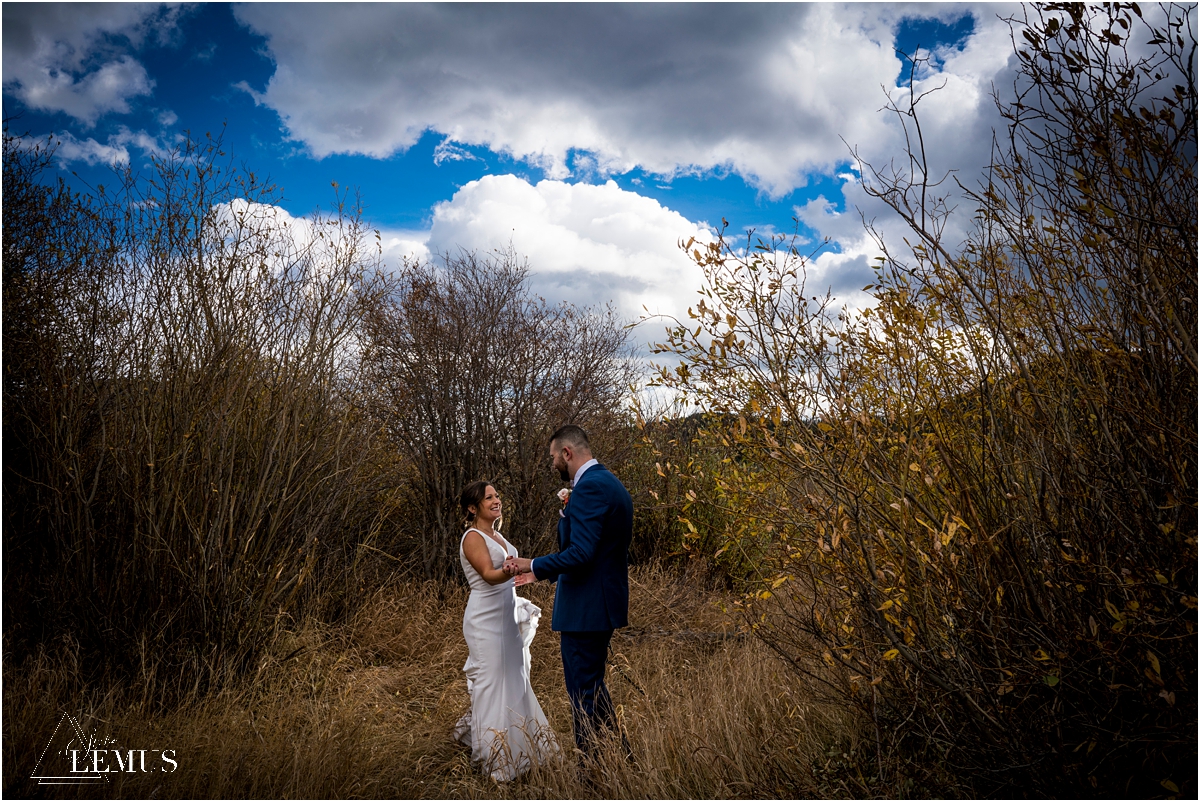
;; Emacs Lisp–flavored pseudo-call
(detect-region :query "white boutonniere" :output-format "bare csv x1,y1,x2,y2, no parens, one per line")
557,487,570,517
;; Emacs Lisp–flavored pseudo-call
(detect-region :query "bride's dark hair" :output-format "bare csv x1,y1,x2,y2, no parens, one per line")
460,480,498,528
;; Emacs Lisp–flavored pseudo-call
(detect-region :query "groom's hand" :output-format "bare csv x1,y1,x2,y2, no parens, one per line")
504,556,532,575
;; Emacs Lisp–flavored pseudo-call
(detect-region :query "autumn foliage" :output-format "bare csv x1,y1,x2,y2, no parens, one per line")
650,4,1196,795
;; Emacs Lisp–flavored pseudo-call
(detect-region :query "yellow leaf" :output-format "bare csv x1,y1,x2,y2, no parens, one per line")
883,649,900,661
1161,780,1179,793
1147,650,1161,676
1034,649,1050,661
1104,600,1122,621
909,462,921,472
876,600,894,611
1155,572,1169,584
771,576,789,589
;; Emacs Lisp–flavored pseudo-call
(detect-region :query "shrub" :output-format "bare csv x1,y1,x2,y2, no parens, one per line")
360,249,638,579
3,130,392,688
650,4,1196,795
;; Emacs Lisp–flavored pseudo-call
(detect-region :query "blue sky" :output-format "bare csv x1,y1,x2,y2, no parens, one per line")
3,3,1016,325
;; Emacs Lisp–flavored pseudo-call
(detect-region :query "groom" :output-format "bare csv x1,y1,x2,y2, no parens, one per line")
504,424,633,759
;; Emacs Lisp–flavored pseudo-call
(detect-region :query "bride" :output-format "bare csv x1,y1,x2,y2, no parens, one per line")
452,480,558,781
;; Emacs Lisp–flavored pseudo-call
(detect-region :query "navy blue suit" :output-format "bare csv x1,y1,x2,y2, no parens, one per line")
531,463,632,754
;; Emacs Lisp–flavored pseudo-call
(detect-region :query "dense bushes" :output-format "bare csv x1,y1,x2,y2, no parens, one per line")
651,4,1196,796
2,132,396,686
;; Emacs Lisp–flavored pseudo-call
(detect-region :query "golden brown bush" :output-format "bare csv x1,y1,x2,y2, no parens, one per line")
650,4,1196,796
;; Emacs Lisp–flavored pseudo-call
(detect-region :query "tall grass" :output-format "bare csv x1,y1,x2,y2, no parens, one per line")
3,566,871,799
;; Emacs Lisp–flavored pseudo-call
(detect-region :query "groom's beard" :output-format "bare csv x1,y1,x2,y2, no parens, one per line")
558,466,570,482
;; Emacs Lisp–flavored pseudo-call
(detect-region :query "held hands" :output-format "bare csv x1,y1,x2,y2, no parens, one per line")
513,572,536,587
503,556,533,577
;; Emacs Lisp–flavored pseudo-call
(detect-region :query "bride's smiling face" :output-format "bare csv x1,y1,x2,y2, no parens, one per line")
472,485,502,525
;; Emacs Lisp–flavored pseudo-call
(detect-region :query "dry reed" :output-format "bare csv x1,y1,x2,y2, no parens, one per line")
3,565,867,799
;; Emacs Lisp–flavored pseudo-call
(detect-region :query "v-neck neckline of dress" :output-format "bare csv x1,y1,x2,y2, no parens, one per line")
469,527,509,554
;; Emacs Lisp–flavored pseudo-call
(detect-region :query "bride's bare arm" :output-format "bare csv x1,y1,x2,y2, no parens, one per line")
462,531,512,585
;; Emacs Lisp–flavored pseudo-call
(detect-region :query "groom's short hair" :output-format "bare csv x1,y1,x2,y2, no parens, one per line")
550,424,590,451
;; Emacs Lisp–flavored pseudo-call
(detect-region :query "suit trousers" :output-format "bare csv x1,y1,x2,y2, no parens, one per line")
559,630,625,757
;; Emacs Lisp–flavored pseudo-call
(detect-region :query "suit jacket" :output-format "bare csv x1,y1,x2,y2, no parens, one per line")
531,463,633,632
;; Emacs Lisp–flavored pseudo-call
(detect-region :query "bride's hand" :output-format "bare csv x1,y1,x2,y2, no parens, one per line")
514,572,536,588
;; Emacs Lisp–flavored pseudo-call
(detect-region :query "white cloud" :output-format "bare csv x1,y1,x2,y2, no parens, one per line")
787,7,1024,272
432,139,484,167
379,231,432,266
224,1,1045,306
233,4,1022,198
211,200,375,292
15,55,154,124
17,131,130,167
213,199,311,253
20,127,174,168
402,175,715,329
378,173,906,347
110,126,171,160
2,3,183,125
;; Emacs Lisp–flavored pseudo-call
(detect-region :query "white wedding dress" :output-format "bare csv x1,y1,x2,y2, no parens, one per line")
452,528,558,781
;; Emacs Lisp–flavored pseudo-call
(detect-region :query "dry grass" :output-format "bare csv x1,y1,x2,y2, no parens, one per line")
3,565,867,799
